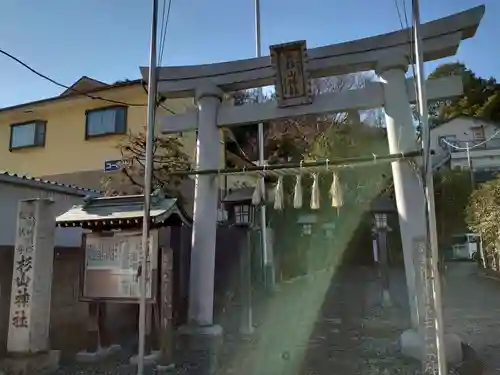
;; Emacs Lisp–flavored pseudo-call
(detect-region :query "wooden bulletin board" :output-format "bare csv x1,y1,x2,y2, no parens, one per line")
79,230,158,303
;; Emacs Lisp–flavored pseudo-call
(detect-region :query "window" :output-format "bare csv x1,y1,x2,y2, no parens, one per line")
10,121,46,150
471,126,485,140
234,204,251,225
438,135,457,150
85,106,127,138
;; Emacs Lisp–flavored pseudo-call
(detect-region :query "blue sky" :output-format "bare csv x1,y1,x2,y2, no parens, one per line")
0,0,497,108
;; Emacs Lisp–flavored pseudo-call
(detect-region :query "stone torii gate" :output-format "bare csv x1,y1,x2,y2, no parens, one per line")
142,5,484,370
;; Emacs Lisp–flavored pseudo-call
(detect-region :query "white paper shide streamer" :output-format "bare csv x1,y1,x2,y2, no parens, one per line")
330,171,344,213
293,175,303,208
252,179,262,205
310,173,320,210
274,175,284,210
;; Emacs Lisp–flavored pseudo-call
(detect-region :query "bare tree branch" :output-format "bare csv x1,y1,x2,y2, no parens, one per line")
102,126,191,197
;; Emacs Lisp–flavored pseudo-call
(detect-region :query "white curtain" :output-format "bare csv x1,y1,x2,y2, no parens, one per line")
87,109,117,136
12,124,36,148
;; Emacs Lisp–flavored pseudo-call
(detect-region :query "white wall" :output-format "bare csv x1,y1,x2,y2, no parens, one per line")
0,183,83,247
431,117,500,171
430,117,497,151
451,155,500,170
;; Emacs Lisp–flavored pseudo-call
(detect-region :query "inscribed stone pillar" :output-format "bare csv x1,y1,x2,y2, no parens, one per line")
158,245,174,367
7,198,55,353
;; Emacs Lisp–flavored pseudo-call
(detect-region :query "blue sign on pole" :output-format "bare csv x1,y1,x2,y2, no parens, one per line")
104,159,131,172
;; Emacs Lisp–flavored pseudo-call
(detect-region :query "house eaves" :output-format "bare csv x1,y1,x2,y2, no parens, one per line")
431,115,500,130
0,79,142,115
0,171,102,197
59,76,111,97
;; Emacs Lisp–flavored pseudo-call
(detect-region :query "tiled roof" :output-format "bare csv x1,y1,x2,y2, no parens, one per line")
55,189,191,227
431,115,500,130
370,196,397,213
0,170,102,197
223,187,254,202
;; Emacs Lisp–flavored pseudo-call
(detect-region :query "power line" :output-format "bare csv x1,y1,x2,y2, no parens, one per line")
151,0,176,114
0,47,176,114
158,0,173,67
158,0,168,65
392,0,430,175
141,83,176,114
0,48,147,107
392,0,419,113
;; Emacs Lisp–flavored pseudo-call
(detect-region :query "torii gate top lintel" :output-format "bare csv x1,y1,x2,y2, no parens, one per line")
141,5,484,99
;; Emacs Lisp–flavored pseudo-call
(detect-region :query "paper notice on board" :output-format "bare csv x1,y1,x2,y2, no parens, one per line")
83,230,157,300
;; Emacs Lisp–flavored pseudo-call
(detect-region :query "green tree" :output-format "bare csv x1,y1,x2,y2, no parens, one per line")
428,62,500,125
466,174,500,248
434,169,473,247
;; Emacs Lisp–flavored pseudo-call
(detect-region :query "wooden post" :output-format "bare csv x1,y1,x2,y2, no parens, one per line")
239,230,253,334
86,302,99,353
97,302,110,348
144,305,153,355
378,230,392,306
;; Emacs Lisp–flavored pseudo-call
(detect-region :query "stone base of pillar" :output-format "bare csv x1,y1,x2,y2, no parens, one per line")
239,323,254,336
129,350,160,365
1,350,60,375
381,289,392,307
74,344,121,363
175,324,223,375
400,329,463,365
264,264,276,292
156,362,176,373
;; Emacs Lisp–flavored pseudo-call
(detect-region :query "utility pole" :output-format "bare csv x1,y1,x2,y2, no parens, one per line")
138,0,159,374
466,142,475,188
412,0,446,374
254,0,275,290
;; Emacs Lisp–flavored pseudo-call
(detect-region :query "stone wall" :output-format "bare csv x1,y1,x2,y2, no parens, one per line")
0,248,13,356
0,246,134,358
48,248,88,355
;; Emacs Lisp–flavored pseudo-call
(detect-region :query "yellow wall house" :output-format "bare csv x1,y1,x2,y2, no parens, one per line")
0,76,248,198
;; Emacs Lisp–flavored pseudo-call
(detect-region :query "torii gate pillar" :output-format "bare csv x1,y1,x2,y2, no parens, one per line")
377,54,462,364
377,54,424,329
177,83,224,375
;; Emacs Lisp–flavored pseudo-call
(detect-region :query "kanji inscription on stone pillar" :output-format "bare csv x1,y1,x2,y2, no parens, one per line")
414,237,439,375
270,40,313,108
7,198,55,353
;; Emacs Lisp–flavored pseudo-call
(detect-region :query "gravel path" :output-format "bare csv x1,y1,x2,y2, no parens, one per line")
215,266,421,375
441,262,500,375
12,261,500,375
300,267,420,375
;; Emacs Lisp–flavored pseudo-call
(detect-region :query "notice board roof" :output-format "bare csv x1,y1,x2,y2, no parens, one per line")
56,190,191,229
